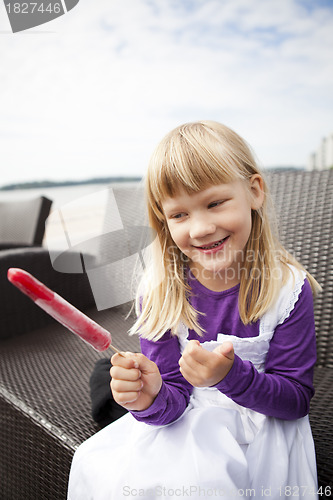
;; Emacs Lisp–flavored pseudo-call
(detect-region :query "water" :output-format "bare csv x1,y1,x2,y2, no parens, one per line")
0,181,141,209
0,181,141,250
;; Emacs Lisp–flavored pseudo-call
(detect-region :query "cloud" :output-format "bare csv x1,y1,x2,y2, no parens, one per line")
0,0,333,185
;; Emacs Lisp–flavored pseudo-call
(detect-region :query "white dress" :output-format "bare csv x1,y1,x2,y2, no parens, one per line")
68,269,318,500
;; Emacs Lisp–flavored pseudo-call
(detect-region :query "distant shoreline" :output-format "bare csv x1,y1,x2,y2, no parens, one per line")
0,176,142,191
0,167,307,191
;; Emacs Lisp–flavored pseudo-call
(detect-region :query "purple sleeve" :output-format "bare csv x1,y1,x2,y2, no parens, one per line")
215,279,316,420
130,332,193,425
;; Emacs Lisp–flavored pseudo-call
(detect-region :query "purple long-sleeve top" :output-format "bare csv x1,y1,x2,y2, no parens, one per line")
131,273,316,426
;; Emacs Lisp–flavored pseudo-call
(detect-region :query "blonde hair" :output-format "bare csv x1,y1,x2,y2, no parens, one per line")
130,120,321,341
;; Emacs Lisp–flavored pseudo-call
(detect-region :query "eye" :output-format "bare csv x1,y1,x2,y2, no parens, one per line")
171,212,186,220
208,200,223,209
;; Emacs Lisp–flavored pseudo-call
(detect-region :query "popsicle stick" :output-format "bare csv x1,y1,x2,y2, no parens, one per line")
109,344,125,356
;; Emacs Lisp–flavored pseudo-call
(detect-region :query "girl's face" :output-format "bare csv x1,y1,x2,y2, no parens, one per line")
162,175,264,291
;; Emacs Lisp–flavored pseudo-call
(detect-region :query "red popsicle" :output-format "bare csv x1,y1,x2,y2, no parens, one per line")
7,268,122,354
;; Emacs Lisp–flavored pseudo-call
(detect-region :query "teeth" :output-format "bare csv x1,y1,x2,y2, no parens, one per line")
200,238,225,249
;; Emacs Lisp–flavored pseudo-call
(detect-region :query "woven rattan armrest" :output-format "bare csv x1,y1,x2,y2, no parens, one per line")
310,365,333,488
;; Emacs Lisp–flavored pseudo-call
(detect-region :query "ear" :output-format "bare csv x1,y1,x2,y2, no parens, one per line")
249,174,264,210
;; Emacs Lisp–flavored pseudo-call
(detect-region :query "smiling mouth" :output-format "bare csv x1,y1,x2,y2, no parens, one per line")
195,236,229,250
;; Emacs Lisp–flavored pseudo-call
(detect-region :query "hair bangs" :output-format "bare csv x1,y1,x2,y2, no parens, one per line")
146,121,249,213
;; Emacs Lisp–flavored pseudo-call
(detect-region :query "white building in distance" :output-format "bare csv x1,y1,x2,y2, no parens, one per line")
307,132,333,170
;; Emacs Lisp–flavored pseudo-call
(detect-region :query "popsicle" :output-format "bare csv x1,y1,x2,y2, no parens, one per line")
7,268,122,354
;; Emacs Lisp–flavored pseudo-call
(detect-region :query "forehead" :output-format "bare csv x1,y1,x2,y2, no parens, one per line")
161,181,245,212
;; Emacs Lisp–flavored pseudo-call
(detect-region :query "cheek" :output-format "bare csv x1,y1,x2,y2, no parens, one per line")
240,214,253,243
167,224,186,248
224,207,249,227
228,210,252,240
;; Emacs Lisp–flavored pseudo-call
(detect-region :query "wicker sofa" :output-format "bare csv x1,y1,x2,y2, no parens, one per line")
0,170,332,499
0,195,52,249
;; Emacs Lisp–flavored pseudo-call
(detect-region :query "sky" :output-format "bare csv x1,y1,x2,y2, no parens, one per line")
0,0,333,186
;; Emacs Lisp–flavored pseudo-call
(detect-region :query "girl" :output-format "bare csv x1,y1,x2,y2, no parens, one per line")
68,121,320,499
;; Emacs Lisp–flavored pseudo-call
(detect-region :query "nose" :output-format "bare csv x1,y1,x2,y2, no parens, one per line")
189,215,216,240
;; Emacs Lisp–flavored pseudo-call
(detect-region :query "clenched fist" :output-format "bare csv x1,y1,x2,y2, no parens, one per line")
111,352,162,412
179,340,234,387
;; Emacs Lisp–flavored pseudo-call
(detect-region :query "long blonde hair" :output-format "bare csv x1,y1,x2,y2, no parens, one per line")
130,120,320,340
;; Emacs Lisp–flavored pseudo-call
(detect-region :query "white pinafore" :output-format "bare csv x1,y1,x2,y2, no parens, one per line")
68,268,318,500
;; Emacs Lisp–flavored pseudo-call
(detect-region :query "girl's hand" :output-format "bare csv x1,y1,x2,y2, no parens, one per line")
110,352,162,412
179,340,234,388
